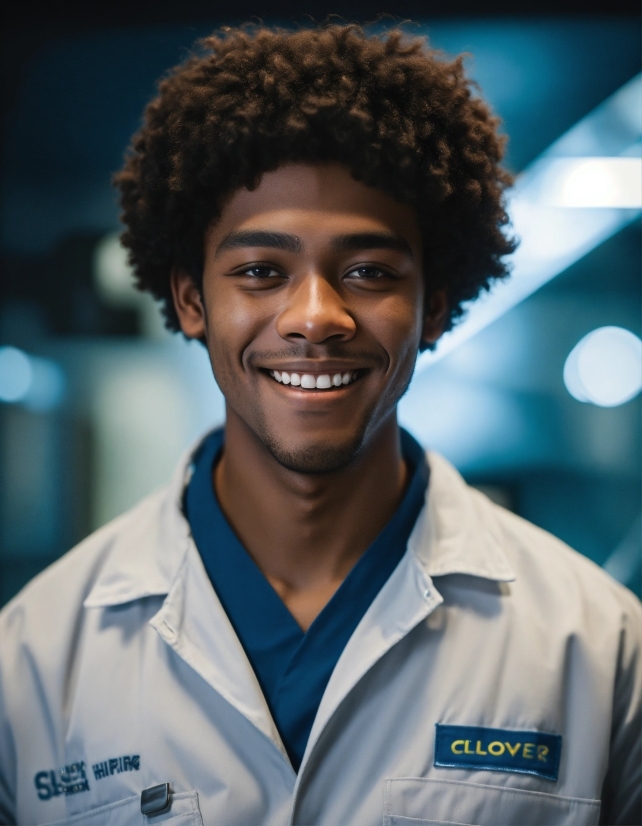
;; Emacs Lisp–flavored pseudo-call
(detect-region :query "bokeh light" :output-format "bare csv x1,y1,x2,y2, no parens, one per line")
94,231,137,306
549,157,642,208
0,346,32,402
0,347,65,410
23,358,66,412
564,326,642,407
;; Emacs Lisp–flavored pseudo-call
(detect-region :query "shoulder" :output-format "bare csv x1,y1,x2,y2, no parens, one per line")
474,490,642,662
0,484,174,657
424,449,641,631
494,502,640,618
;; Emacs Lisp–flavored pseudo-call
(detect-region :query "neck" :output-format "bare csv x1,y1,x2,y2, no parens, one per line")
214,408,407,630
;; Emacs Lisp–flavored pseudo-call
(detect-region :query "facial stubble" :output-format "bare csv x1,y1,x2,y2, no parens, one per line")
247,366,417,477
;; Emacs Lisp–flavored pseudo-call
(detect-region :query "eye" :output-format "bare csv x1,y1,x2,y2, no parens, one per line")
241,265,283,279
345,265,394,281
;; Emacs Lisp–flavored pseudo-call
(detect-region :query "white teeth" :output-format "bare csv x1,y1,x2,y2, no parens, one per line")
269,369,359,389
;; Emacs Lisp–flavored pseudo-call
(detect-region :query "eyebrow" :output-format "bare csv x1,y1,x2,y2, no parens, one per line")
331,232,414,259
215,230,302,257
214,229,413,259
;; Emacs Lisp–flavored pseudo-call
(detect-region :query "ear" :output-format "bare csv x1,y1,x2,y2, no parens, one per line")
170,269,206,339
421,289,448,346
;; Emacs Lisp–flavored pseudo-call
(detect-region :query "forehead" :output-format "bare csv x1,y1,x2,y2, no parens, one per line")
208,163,421,248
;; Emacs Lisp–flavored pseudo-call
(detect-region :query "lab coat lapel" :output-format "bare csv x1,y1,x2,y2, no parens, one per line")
297,447,516,778
298,547,442,775
86,435,290,762
149,538,290,762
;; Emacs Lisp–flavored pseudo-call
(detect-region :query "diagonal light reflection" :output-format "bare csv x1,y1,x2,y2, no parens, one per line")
415,74,642,374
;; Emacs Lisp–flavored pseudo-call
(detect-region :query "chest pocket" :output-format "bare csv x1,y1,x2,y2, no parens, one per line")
39,790,203,826
383,778,601,826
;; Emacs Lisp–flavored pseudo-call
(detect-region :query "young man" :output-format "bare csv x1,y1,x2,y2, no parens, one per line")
0,24,639,826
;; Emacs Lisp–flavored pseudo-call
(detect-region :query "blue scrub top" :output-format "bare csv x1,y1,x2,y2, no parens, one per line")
184,427,429,770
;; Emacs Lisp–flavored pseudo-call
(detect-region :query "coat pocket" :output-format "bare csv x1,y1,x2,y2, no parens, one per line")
40,790,203,826
383,777,601,826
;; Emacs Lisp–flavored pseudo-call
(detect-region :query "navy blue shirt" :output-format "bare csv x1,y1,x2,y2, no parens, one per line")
184,427,428,770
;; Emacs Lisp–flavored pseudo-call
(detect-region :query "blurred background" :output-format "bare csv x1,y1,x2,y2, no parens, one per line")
1,0,640,606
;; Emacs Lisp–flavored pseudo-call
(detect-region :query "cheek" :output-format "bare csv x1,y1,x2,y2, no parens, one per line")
366,293,423,358
201,290,244,388
204,284,267,363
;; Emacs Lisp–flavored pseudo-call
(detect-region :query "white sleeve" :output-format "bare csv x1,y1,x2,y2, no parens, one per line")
0,648,17,826
599,590,642,826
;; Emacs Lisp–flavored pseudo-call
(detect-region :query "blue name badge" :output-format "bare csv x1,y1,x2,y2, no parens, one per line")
434,724,562,782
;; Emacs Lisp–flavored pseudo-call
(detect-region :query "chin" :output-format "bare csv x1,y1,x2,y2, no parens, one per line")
260,431,365,475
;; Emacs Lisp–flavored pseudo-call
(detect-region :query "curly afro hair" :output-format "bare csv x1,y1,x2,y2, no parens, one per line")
115,23,515,336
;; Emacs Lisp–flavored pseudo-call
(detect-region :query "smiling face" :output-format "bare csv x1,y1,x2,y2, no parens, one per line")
173,163,445,474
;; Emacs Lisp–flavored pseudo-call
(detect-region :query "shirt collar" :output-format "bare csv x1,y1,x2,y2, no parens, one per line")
84,431,514,609
409,450,516,582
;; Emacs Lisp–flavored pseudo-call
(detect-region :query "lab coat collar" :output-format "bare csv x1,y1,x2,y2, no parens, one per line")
413,451,516,583
83,435,515,610
82,442,196,609
82,431,516,776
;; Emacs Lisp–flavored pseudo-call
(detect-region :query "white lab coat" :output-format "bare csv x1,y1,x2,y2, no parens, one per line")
0,439,639,826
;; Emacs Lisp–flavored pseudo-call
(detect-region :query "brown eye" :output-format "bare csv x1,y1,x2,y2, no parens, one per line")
346,266,393,281
243,266,282,279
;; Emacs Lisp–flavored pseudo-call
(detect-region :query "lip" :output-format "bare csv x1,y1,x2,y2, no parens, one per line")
258,360,367,374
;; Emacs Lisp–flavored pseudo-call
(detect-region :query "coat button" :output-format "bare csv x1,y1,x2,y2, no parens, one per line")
141,782,170,815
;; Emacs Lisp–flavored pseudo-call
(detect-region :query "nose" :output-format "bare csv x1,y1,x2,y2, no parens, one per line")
276,273,357,344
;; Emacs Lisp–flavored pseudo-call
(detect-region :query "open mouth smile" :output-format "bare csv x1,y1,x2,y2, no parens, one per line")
268,370,360,390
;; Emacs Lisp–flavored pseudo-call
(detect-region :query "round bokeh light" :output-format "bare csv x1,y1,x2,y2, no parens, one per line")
564,326,642,407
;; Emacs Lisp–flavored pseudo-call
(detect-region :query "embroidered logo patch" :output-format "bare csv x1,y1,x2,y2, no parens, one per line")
434,724,562,782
